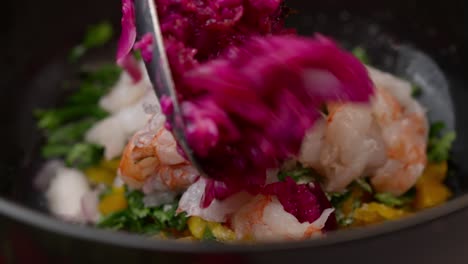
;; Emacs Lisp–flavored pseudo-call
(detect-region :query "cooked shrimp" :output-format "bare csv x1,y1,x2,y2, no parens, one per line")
231,195,334,241
319,104,386,192
368,67,428,195
299,67,428,195
178,177,253,222
118,113,199,192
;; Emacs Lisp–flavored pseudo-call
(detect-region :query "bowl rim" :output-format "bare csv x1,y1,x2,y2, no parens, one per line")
0,192,467,252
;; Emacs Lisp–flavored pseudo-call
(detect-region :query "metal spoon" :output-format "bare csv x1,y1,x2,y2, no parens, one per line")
134,0,205,175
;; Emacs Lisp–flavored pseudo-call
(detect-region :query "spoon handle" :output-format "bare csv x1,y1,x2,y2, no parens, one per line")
134,0,204,175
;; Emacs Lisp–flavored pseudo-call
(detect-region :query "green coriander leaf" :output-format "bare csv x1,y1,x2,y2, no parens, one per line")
328,191,351,208
97,210,130,230
82,64,122,88
141,224,162,235
429,121,446,138
69,22,113,62
374,193,404,207
352,47,370,65
68,65,121,105
428,131,456,163
67,84,105,105
126,190,145,207
334,208,354,227
65,143,104,169
277,164,319,182
133,50,143,61
352,198,362,210
152,208,174,225
202,227,216,241
338,216,354,227
354,178,373,193
125,190,153,219
83,22,113,48
35,106,108,131
47,119,96,144
97,191,189,234
411,84,422,97
41,144,73,158
170,211,188,231
69,46,87,63
426,121,456,163
374,189,415,208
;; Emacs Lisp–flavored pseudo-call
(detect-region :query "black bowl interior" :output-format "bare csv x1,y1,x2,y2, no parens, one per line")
1,0,468,263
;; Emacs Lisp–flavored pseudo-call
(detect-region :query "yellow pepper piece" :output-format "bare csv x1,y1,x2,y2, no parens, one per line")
84,158,121,186
414,180,452,210
413,161,451,210
187,216,236,241
100,159,121,172
418,162,448,184
98,187,128,216
207,222,236,242
353,202,407,225
187,216,207,240
85,167,116,186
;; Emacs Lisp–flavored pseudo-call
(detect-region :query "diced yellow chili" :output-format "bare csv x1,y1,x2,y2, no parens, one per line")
84,158,121,186
85,167,116,186
207,222,236,242
187,216,207,240
413,161,451,210
187,216,236,241
418,161,448,183
100,159,121,172
414,180,452,210
353,202,408,225
98,187,128,216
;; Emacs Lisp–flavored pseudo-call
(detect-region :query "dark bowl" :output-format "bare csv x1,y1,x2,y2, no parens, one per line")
1,0,468,263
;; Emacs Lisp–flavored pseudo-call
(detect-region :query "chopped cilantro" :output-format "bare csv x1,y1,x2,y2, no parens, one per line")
374,188,416,208
337,215,354,227
354,178,373,193
35,62,121,169
328,179,373,227
277,163,320,182
34,106,108,131
97,190,188,235
83,22,114,48
65,143,104,169
80,64,122,90
411,84,422,97
352,47,370,65
328,191,351,208
133,50,143,61
47,119,96,144
202,227,216,241
427,122,456,163
429,121,446,138
69,22,114,62
41,144,73,158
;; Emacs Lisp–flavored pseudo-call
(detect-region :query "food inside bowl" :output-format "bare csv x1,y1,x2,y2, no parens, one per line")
35,0,456,242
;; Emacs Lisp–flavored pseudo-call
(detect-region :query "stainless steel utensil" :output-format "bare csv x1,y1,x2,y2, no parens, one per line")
134,0,205,175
